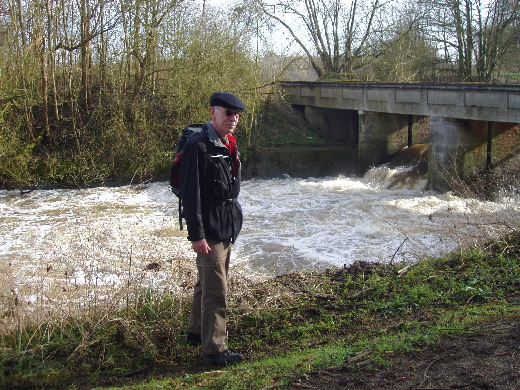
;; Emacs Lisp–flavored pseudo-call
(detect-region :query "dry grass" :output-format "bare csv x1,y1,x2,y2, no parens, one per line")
0,238,195,334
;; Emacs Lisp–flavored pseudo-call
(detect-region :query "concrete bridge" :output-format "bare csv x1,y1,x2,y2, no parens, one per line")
281,81,520,191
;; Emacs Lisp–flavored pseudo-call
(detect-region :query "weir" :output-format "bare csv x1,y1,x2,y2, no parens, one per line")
282,82,520,191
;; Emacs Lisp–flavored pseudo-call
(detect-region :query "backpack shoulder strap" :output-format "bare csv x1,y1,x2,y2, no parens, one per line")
174,123,208,231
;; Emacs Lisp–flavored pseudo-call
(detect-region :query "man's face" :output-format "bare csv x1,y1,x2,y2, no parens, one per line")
210,106,241,138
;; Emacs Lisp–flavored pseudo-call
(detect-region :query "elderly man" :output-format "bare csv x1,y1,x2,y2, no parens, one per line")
179,92,245,366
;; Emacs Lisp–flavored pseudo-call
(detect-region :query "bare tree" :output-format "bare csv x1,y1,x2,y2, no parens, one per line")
0,0,262,188
53,0,118,109
370,10,438,82
256,0,390,79
118,0,184,106
418,0,520,82
474,0,520,82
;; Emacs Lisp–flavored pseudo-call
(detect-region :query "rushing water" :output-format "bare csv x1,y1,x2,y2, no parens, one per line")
0,165,518,312
235,168,518,277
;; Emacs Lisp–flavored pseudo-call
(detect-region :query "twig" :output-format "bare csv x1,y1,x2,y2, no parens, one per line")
390,238,408,265
419,357,443,387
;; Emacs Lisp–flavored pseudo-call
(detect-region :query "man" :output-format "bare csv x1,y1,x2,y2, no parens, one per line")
179,92,245,366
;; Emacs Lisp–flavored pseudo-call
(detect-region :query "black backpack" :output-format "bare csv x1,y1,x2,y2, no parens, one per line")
170,124,204,230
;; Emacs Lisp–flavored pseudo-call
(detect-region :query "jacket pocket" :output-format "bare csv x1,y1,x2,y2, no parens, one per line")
203,155,230,201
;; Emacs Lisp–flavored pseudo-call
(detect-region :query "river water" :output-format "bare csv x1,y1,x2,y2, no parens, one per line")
0,164,518,316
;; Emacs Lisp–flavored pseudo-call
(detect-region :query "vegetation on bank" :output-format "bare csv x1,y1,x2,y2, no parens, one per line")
0,231,518,389
2,0,518,191
0,90,323,190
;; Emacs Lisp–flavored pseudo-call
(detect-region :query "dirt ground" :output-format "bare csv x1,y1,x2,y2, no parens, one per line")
58,317,520,390
290,318,520,390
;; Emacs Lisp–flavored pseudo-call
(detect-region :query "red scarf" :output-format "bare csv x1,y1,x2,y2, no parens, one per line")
225,135,239,178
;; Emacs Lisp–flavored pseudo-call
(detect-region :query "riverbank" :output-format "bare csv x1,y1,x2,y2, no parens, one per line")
290,316,520,389
1,231,518,389
0,97,329,191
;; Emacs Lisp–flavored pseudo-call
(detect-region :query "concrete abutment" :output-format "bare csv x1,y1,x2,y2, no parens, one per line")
357,112,422,171
428,117,488,191
297,105,518,192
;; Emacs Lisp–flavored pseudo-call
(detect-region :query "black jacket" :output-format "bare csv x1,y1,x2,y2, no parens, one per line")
179,122,243,243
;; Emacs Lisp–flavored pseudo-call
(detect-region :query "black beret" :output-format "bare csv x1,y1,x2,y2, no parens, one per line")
210,92,246,111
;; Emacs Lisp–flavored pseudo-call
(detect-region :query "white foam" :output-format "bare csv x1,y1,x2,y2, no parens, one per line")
232,170,518,276
1,168,518,289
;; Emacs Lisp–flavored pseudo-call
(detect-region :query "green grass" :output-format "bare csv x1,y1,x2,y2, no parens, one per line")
236,98,328,149
499,73,520,81
0,232,519,389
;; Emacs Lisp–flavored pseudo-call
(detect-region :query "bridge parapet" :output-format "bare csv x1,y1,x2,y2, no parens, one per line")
282,81,520,123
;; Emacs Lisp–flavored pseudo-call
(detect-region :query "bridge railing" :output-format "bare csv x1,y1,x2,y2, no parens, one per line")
280,81,520,123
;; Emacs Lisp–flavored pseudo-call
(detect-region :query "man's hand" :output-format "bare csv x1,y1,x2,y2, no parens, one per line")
192,239,211,254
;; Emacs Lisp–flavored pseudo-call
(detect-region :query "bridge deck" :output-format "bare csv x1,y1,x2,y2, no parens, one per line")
281,81,520,123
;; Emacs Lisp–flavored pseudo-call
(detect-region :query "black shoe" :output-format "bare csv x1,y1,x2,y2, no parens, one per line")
187,332,202,346
203,349,243,366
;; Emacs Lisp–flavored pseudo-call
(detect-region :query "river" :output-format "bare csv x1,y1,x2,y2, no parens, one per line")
0,164,518,318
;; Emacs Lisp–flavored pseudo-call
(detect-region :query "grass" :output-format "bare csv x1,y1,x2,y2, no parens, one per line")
0,231,518,389
499,73,520,82
236,98,329,150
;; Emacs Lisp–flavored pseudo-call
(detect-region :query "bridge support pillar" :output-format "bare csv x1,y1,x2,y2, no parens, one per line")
428,117,489,191
357,111,410,171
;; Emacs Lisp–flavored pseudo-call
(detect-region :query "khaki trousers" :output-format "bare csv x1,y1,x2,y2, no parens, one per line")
188,239,231,354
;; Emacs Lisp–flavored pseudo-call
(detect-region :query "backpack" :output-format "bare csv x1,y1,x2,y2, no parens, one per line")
170,124,204,230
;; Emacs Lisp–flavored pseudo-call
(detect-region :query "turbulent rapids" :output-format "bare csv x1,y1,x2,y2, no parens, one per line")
0,156,518,315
